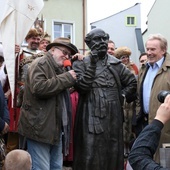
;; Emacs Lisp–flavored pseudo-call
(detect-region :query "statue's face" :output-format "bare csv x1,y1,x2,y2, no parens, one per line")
85,29,109,58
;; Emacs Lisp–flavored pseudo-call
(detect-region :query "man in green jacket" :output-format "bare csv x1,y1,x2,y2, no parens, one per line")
18,37,78,170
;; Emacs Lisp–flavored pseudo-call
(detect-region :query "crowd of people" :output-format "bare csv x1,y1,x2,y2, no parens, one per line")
0,26,170,170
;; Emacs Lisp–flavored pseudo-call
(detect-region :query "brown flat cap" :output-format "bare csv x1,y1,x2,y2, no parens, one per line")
46,37,78,55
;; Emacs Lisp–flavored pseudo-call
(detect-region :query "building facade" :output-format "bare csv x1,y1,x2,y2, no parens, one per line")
39,0,87,53
143,0,170,54
90,3,143,67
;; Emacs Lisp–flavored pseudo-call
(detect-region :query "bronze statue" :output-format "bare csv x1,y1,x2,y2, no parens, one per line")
72,28,137,170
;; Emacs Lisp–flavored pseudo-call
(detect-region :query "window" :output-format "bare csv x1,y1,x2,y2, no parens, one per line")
126,16,136,26
53,22,73,41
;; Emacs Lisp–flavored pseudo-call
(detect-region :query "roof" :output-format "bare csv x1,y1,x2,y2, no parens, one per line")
90,3,140,25
147,0,156,17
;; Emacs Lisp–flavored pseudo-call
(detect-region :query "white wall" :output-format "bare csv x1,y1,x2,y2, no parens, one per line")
143,0,170,53
91,3,142,67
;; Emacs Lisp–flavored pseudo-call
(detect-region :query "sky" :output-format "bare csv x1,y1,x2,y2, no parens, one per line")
87,0,155,32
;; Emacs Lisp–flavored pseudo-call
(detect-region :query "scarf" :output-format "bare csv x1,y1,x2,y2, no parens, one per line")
47,52,72,156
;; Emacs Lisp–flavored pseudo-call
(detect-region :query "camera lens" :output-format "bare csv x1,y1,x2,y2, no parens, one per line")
157,91,170,103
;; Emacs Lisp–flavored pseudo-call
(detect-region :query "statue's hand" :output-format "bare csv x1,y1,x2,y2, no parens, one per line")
90,49,99,64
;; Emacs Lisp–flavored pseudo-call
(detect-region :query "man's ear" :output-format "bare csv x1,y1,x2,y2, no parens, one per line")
84,36,91,49
84,36,90,44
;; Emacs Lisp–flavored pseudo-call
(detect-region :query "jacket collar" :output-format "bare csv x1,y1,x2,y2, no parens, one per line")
140,53,170,75
161,53,170,71
106,54,121,65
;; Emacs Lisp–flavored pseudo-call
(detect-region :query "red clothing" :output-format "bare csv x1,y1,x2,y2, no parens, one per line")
131,63,139,75
8,94,20,132
64,90,79,161
4,77,20,132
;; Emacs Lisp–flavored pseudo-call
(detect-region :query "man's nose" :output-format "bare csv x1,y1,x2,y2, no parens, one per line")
65,54,69,59
147,49,151,55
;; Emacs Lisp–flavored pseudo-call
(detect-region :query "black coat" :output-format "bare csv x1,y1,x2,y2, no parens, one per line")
72,55,137,170
0,83,9,132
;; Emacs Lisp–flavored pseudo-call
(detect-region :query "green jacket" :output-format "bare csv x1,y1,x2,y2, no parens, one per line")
18,52,75,145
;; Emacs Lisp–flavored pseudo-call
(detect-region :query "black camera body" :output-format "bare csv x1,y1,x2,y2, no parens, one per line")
157,91,170,103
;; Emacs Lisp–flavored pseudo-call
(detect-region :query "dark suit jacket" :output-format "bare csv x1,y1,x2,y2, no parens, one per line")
0,83,10,132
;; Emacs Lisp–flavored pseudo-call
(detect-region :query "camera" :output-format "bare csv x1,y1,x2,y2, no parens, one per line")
157,90,170,103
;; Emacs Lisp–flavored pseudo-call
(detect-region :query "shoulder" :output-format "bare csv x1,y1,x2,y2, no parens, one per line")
73,56,88,67
30,54,47,67
107,54,121,65
163,53,170,67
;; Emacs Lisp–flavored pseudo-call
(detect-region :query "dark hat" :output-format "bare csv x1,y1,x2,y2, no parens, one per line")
46,37,78,55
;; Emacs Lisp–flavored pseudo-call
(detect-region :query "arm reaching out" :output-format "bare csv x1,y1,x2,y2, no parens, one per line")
129,94,170,170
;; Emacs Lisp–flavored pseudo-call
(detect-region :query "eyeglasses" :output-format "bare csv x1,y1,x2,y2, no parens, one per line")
120,55,129,60
55,46,71,58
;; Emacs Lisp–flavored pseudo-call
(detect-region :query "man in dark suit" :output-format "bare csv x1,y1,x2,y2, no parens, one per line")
0,82,9,134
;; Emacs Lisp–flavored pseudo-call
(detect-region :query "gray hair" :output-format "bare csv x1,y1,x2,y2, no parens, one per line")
145,33,168,52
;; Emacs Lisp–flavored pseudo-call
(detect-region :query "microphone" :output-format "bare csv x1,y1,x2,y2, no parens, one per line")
64,59,72,71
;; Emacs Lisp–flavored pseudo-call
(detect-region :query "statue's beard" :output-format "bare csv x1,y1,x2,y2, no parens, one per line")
98,49,107,58
91,42,107,58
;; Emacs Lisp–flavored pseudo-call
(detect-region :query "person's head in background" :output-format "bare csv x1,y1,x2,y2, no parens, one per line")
39,33,51,52
46,37,78,66
25,28,42,51
114,46,131,65
4,149,32,170
114,46,138,75
107,40,115,56
145,33,167,65
139,52,148,68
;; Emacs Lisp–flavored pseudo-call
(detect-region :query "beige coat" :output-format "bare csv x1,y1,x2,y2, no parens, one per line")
138,53,170,162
